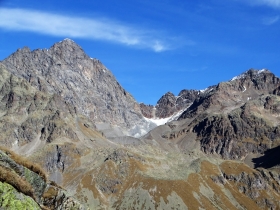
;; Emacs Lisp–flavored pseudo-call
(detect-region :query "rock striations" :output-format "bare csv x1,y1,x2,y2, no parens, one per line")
0,40,280,209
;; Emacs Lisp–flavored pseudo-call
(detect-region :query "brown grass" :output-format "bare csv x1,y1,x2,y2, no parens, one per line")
0,146,47,181
220,160,253,175
42,186,58,198
0,165,35,199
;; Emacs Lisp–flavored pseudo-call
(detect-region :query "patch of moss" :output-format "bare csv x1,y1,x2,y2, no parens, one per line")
0,181,40,210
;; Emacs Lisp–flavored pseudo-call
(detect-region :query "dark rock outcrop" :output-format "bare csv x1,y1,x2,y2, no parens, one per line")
194,99,280,159
155,92,177,118
155,89,200,119
140,89,199,119
139,103,154,118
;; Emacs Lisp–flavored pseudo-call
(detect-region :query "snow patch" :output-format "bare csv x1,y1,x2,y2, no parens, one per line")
242,86,246,92
131,105,192,138
200,87,213,93
168,107,188,122
64,38,74,42
144,105,191,127
231,74,246,81
258,69,266,74
144,117,171,126
200,88,208,93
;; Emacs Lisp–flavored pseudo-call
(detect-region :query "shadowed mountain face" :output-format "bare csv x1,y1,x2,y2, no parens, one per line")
253,145,280,169
0,40,280,209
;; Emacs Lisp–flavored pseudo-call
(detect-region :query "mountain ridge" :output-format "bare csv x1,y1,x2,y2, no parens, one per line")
0,39,280,209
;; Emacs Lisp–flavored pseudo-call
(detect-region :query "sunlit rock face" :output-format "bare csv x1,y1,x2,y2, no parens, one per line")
2,39,148,136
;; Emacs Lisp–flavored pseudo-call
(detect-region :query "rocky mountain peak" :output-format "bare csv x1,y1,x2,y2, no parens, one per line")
246,68,270,76
1,39,149,137
50,38,86,56
230,68,272,82
154,92,176,118
228,68,279,93
140,89,200,119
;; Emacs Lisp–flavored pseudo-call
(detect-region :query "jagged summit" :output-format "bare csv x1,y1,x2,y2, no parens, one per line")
9,38,83,58
228,68,279,93
140,68,279,122
230,68,271,81
1,39,150,137
51,38,85,53
140,89,200,119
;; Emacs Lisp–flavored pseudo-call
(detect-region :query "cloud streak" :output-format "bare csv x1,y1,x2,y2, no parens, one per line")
0,8,171,52
256,0,280,8
262,15,279,25
244,0,280,8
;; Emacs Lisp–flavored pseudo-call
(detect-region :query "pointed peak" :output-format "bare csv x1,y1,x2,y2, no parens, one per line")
49,38,86,56
164,91,175,96
54,38,80,47
56,38,78,46
63,38,74,42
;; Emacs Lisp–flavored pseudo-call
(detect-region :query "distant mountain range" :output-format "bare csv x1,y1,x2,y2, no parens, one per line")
0,39,279,209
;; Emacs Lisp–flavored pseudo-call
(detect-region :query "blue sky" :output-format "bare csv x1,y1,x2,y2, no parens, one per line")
0,0,279,104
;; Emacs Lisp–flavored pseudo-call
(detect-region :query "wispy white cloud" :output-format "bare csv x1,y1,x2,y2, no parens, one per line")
256,0,280,8
242,0,280,8
0,8,174,52
262,15,279,25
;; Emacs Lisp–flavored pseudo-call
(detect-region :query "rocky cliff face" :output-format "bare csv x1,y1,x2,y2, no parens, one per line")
180,69,279,119
0,63,77,149
1,39,147,136
146,69,280,160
